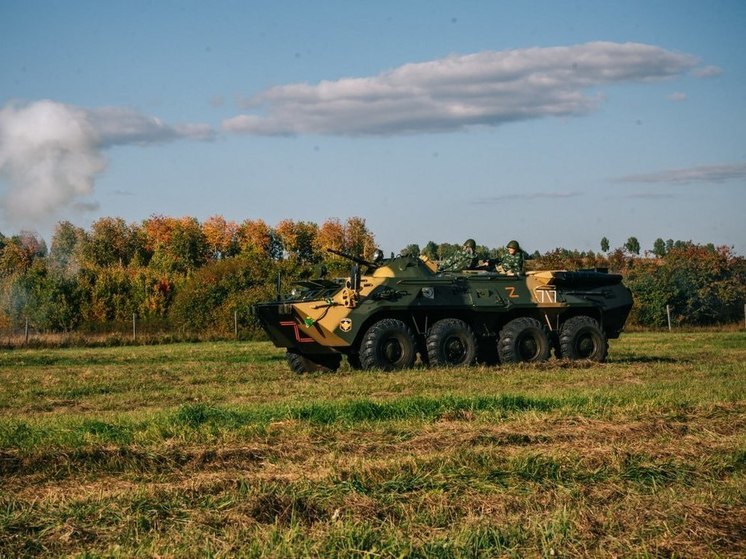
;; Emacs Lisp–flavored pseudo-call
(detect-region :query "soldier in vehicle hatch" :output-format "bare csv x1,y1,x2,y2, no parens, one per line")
495,240,531,275
437,238,479,272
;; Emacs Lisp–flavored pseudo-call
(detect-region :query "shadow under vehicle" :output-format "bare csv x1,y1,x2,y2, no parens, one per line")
254,250,633,373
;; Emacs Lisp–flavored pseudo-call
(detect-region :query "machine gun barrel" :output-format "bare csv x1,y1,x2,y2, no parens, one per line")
326,248,379,269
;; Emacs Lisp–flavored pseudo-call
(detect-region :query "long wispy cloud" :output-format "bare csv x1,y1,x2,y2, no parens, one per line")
224,42,705,136
0,100,213,224
473,192,583,204
615,163,746,185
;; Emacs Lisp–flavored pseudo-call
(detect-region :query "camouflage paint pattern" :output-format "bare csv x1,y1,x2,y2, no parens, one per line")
254,254,633,360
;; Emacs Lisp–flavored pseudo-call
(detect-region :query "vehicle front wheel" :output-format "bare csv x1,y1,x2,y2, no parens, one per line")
359,318,417,371
426,318,477,367
557,316,608,362
286,350,342,374
498,317,551,363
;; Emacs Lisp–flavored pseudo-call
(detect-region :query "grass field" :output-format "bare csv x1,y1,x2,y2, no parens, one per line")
1,332,744,558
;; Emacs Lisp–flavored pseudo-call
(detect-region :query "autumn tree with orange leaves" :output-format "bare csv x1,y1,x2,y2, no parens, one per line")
344,216,376,259
203,215,239,259
236,219,281,259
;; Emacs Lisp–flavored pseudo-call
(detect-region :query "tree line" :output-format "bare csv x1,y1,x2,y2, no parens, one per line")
0,217,744,338
0,216,376,336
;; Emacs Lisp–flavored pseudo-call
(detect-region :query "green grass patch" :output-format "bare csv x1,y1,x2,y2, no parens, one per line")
1,332,745,557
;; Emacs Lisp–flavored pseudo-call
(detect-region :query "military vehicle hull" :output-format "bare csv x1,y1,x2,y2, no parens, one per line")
254,256,633,372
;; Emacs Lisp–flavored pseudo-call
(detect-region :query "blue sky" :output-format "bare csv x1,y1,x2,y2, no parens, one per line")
1,0,744,256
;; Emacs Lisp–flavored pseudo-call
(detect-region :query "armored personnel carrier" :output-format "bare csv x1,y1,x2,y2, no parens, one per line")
254,251,633,373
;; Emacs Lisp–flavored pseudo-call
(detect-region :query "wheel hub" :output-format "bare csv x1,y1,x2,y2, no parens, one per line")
517,334,539,361
575,333,596,358
382,338,403,363
444,336,466,363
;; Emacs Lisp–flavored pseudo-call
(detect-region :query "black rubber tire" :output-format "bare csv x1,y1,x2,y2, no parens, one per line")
498,317,551,363
557,316,608,362
359,318,417,371
426,318,477,367
286,350,341,374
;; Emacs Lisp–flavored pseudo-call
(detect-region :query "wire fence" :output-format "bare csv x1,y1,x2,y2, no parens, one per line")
0,311,266,348
2,305,744,349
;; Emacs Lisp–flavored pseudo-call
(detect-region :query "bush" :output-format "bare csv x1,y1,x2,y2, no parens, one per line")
2,259,83,331
169,253,276,335
626,245,745,327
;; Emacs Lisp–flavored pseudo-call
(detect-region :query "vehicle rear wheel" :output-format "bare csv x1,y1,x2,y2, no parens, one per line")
360,318,417,371
557,316,608,362
426,318,477,367
498,317,551,363
286,350,342,374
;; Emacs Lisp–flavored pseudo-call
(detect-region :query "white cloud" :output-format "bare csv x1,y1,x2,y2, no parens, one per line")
474,192,583,204
0,100,213,225
224,42,699,136
72,201,101,212
615,163,746,185
692,65,723,78
88,107,214,146
667,92,687,102
625,193,677,199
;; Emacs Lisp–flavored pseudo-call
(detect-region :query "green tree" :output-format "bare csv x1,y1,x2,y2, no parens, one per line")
437,243,460,261
5,259,83,331
626,244,746,327
652,238,667,258
600,237,610,253
50,221,86,272
421,241,438,260
130,268,174,318
624,237,640,256
82,217,139,268
82,266,136,322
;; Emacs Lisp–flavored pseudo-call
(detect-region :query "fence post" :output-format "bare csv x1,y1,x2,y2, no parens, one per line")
234,310,238,339
132,313,136,341
25,318,29,346
666,305,672,332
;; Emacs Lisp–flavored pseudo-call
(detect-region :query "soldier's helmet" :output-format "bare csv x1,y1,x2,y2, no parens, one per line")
463,239,477,250
507,240,520,250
